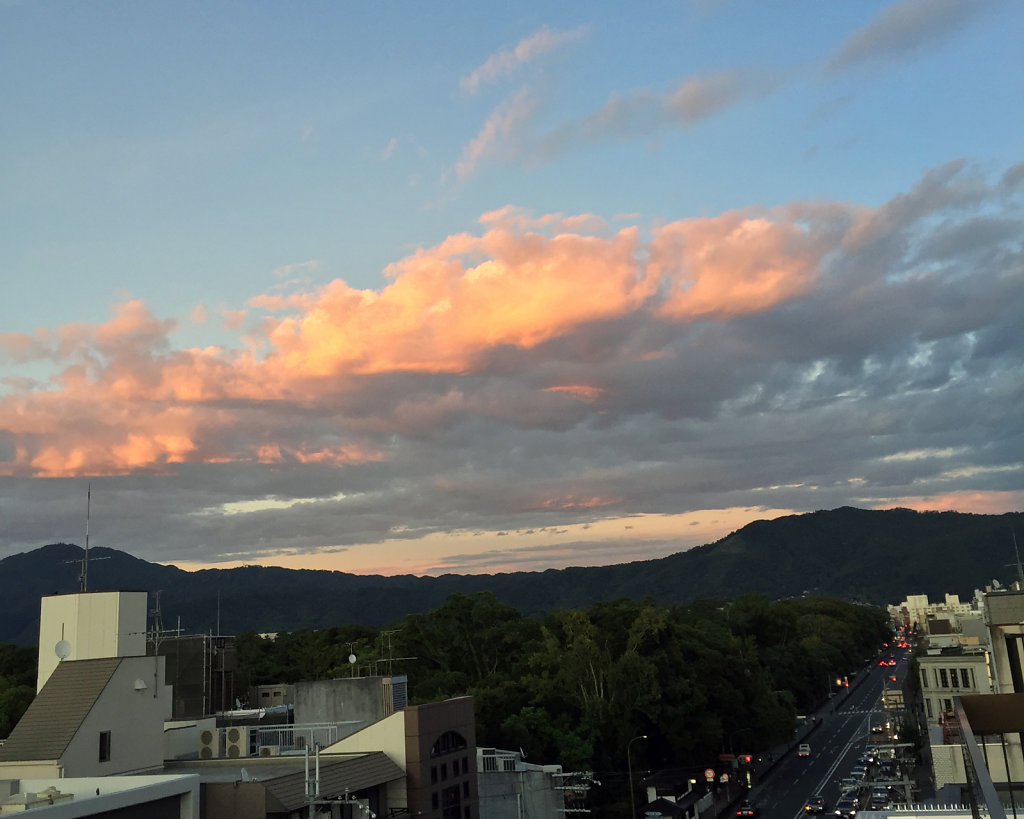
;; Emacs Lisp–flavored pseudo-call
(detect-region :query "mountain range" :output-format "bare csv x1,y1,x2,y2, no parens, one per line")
0,506,1020,645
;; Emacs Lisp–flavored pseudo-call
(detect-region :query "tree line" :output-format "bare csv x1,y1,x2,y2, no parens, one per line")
235,592,889,811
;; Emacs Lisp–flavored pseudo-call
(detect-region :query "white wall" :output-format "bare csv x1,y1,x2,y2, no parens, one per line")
37,592,148,692
60,656,172,777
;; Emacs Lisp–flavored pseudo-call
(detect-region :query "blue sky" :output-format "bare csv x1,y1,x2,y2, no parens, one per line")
1,1,1022,576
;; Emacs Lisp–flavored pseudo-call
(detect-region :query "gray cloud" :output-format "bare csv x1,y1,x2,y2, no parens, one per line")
828,0,990,73
1,162,1021,573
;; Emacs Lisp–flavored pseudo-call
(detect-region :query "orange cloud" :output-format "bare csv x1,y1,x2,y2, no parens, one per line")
875,491,1024,516
0,205,842,477
543,384,604,401
650,212,823,319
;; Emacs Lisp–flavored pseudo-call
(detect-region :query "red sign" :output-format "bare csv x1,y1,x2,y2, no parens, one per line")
704,768,715,781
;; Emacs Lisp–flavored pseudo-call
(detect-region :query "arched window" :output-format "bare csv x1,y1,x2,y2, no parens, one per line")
430,730,467,757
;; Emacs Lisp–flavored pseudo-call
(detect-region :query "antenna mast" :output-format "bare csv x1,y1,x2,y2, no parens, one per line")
80,483,91,593
1015,531,1024,588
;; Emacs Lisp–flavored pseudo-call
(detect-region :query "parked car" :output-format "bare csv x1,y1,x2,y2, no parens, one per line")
798,743,811,757
833,796,859,818
871,723,885,734
804,795,827,813
869,786,890,809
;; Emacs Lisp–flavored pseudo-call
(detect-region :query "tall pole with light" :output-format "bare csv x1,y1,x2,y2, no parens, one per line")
628,735,647,819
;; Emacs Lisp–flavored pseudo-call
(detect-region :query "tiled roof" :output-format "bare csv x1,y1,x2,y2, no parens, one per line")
0,657,122,762
262,751,406,813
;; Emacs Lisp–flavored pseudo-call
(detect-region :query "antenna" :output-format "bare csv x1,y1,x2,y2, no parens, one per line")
80,483,91,593
1015,531,1024,587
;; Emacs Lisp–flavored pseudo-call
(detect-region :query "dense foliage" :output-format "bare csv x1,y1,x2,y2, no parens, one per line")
237,592,889,812
0,643,37,739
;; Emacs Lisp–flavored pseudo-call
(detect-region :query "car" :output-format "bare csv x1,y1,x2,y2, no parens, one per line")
869,787,890,809
736,800,757,817
798,743,811,757
889,675,897,682
850,764,867,779
833,796,858,817
804,796,827,813
871,723,885,734
839,777,861,794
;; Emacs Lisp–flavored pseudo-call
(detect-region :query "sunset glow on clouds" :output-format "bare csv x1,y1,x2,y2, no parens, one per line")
1,1,1021,575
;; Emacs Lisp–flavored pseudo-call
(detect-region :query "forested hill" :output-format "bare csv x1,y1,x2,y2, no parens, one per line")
1,506,1020,643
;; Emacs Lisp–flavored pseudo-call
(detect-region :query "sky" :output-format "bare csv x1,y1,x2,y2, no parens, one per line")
1,0,1022,577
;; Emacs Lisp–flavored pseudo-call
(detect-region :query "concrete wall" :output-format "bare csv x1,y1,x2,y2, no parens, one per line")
62,656,172,777
294,677,389,727
477,767,564,819
37,592,148,692
203,780,266,819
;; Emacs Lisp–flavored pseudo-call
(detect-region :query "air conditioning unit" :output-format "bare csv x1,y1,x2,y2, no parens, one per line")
199,728,219,760
225,726,250,759
259,745,281,757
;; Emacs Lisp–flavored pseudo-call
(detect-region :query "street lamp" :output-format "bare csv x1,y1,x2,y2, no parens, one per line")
628,735,647,819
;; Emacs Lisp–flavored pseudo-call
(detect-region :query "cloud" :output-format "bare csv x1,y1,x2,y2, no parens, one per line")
0,162,1021,570
460,25,588,94
454,88,537,179
828,0,988,73
381,137,397,160
536,70,777,161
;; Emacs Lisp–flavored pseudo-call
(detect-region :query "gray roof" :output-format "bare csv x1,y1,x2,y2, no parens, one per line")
262,752,406,814
0,657,122,762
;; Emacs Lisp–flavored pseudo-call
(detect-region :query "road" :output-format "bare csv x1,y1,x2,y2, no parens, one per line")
744,645,909,819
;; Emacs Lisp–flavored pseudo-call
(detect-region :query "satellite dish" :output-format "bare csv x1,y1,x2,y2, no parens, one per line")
55,640,71,660
348,654,356,664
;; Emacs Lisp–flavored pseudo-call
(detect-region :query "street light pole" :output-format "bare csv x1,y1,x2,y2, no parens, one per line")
628,735,647,819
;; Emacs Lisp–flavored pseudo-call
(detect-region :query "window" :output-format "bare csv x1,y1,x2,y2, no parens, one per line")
432,793,439,810
950,668,959,688
98,731,111,762
431,731,468,758
441,762,448,780
463,781,470,797
440,785,462,819
921,670,928,688
462,756,469,775
431,766,437,785
944,699,953,713
925,698,933,718
939,668,949,688
961,668,971,689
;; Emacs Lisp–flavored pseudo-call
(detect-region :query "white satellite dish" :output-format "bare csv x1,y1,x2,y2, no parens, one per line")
55,639,71,660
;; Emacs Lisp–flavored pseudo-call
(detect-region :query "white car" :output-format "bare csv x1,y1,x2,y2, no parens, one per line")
798,743,811,757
